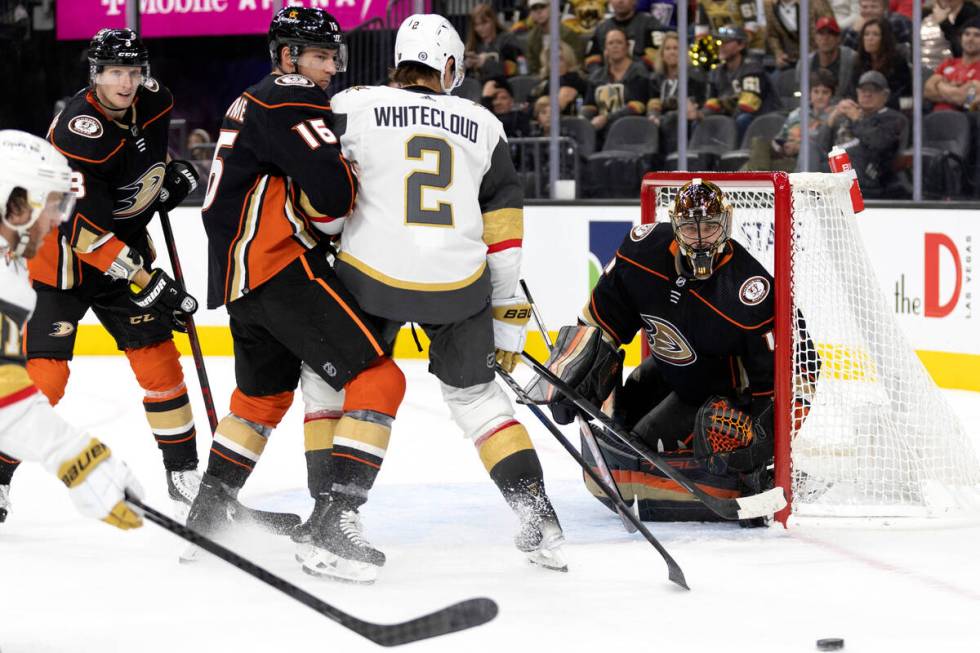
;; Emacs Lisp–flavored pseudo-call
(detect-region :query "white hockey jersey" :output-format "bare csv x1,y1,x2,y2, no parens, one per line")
331,85,524,324
0,251,90,475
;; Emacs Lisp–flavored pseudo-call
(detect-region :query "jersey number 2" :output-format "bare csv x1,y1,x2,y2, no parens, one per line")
405,135,453,227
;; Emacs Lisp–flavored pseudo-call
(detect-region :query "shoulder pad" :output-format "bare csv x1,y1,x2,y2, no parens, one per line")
251,73,331,109
619,221,674,258
137,81,174,125
50,96,124,166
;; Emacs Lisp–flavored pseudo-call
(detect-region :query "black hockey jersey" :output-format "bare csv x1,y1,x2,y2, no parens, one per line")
201,73,357,309
584,222,775,406
31,81,173,289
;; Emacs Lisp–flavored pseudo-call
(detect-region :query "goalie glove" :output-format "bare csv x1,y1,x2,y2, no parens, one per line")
129,268,198,333
693,396,773,475
57,438,144,530
158,159,200,212
491,296,532,372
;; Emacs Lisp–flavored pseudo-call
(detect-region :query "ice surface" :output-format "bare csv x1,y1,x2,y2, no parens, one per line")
1,359,978,652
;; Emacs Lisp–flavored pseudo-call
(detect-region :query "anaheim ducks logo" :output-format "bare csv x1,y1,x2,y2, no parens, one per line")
640,314,696,366
49,321,75,337
114,163,166,218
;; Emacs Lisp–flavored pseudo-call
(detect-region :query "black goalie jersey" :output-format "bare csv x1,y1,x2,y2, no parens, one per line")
201,73,356,309
32,81,173,289
583,222,776,406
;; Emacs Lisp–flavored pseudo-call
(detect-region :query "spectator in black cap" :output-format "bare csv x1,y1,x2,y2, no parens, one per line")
829,70,906,198
481,77,533,138
842,16,911,109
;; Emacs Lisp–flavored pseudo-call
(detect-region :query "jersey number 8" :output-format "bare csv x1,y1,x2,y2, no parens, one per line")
405,135,454,227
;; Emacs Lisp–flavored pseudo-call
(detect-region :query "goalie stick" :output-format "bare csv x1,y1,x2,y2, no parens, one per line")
519,280,637,534
496,366,689,590
128,496,498,646
519,351,787,521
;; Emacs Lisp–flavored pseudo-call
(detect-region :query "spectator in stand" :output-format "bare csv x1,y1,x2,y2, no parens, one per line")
581,27,651,136
647,33,710,124
925,16,980,111
583,0,664,72
465,3,526,81
765,0,836,69
889,0,912,18
186,128,212,161
527,41,589,115
524,0,586,76
747,69,838,171
828,70,905,198
696,0,767,57
532,95,553,135
938,0,980,57
830,0,860,31
843,17,911,109
481,77,533,137
705,25,782,138
842,0,911,48
797,16,857,99
922,0,954,71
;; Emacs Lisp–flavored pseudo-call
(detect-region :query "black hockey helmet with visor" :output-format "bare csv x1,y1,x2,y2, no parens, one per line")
669,179,732,280
88,28,150,87
268,7,347,72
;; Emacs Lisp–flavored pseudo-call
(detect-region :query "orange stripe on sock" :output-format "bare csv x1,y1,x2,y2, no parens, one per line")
210,447,253,471
158,433,195,445
332,452,381,469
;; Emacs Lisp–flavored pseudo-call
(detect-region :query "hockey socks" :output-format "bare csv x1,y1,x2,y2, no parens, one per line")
329,410,391,504
207,414,270,488
304,409,341,498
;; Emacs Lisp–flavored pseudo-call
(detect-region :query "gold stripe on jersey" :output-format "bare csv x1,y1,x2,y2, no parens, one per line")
228,175,269,302
298,189,329,219
336,251,487,292
72,223,113,255
60,237,76,289
0,364,33,398
482,207,523,246
283,191,319,250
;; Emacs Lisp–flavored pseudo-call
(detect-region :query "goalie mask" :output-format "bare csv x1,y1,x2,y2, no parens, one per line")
268,7,348,73
88,28,151,88
0,130,75,258
669,179,732,280
394,14,466,93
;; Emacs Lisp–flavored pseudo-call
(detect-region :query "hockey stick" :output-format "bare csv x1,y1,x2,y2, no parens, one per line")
519,351,787,521
519,280,637,534
496,366,689,590
157,206,218,433
128,495,498,646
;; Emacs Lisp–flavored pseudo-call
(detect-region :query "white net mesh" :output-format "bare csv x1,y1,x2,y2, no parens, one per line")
646,172,980,519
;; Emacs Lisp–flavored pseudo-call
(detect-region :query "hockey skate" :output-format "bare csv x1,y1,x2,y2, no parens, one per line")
180,473,301,563
0,484,9,524
166,469,201,523
514,496,568,572
301,497,385,584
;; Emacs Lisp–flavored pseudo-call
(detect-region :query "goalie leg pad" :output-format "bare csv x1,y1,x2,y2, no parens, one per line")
693,396,773,474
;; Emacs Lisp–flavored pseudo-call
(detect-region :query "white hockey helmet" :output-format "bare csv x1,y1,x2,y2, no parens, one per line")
394,14,465,93
0,130,75,257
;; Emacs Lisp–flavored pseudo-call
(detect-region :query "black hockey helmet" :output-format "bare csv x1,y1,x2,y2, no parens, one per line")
88,28,150,85
669,179,733,280
268,7,347,72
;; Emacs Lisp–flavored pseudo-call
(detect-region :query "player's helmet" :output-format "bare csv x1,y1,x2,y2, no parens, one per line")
394,14,465,93
88,28,150,87
669,179,732,280
268,7,348,73
0,130,74,257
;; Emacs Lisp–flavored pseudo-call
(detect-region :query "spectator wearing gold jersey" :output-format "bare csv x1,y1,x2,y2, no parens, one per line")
581,27,651,135
705,25,782,139
583,0,664,72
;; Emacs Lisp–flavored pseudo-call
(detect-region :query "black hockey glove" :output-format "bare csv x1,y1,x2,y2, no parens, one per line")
158,160,199,212
129,269,198,333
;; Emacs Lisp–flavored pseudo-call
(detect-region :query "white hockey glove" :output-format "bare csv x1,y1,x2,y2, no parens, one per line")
491,296,532,372
57,438,144,531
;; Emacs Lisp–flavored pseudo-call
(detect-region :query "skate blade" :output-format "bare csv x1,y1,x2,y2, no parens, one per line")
294,541,314,565
179,544,201,564
526,547,569,573
301,550,380,584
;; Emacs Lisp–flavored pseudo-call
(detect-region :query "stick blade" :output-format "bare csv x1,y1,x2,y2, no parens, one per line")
365,598,499,647
735,487,787,520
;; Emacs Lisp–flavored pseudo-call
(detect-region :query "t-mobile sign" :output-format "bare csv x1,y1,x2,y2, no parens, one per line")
57,0,386,40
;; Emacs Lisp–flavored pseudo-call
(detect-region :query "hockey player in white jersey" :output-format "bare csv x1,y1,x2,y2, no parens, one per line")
305,14,566,574
0,130,143,530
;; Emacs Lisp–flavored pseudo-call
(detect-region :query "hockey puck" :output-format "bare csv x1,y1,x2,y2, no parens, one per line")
816,638,844,650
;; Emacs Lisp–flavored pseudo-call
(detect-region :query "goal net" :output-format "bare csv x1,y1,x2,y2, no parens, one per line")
640,171,980,523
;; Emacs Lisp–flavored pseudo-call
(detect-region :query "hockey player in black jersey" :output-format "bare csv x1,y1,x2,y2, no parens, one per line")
536,179,803,523
0,29,202,523
187,7,405,583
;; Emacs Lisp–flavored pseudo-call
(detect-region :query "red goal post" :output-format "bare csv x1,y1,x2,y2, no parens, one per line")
639,171,980,525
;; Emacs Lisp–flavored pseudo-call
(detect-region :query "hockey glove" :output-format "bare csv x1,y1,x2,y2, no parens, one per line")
492,296,532,372
58,438,144,530
129,268,198,333
158,159,199,212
